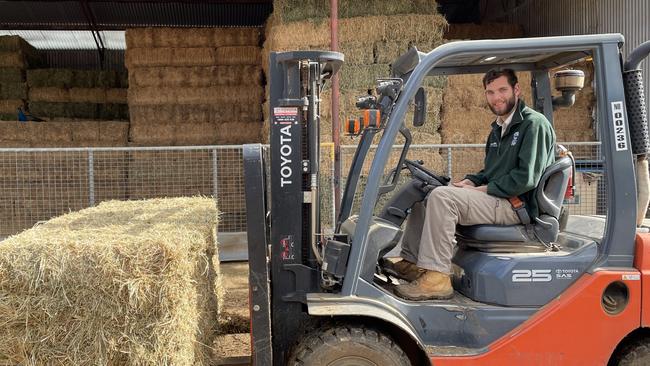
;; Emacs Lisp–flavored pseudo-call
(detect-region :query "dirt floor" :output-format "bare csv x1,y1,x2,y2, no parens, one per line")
213,261,251,364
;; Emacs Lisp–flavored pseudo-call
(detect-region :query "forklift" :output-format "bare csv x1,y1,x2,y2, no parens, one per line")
243,34,650,365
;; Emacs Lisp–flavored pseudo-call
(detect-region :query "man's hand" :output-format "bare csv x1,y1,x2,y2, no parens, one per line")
465,185,488,192
452,179,476,188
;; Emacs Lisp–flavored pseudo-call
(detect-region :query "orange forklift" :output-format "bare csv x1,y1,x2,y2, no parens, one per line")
244,34,650,365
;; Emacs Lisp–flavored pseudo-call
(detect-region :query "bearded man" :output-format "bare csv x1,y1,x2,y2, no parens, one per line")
391,68,556,301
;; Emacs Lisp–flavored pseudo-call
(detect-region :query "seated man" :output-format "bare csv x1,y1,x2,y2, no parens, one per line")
392,68,556,301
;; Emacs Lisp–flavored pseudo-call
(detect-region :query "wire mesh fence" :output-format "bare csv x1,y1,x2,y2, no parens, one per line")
0,142,604,238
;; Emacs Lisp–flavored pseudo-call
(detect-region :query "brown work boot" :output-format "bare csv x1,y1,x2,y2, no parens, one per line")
383,259,425,282
394,270,454,300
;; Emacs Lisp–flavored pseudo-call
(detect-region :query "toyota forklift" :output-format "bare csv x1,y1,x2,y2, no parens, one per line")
243,34,650,365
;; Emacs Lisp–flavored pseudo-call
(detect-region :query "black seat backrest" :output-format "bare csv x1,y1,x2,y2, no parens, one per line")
535,156,573,219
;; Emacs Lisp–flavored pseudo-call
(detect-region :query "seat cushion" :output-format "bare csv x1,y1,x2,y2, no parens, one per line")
456,224,530,242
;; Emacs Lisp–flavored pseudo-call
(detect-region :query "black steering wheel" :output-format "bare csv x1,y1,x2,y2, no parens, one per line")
404,159,450,186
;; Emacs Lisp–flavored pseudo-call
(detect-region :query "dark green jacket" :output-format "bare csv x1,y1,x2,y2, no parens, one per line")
465,99,556,219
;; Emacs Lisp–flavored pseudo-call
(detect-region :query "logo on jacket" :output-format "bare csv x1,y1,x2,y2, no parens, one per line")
489,142,498,148
511,131,520,146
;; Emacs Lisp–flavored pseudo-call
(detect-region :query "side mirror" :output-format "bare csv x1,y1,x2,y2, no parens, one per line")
413,87,427,127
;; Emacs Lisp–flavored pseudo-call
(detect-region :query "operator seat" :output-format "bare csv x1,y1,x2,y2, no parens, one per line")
456,156,573,252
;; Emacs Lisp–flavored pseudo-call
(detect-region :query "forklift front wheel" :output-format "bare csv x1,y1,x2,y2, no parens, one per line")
289,325,411,366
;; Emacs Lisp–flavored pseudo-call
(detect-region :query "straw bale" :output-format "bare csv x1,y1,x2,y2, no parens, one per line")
555,129,595,142
125,48,218,68
129,65,263,87
0,197,220,365
213,27,261,47
338,64,390,91
173,122,219,146
215,121,263,144
154,28,215,48
273,0,439,22
444,23,524,40
0,52,24,68
68,87,107,103
126,27,260,48
129,103,262,125
27,69,74,88
0,36,31,52
374,41,411,64
129,122,176,146
0,82,27,99
0,67,24,83
125,28,155,49
128,86,264,105
105,88,128,103
0,99,23,114
29,87,69,102
29,102,128,120
0,113,18,121
266,14,447,50
215,46,261,65
99,121,129,144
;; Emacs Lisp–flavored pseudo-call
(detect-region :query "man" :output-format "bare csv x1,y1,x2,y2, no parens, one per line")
392,68,556,301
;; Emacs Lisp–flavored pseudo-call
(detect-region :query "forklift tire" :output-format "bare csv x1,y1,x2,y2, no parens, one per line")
289,325,411,366
616,338,650,365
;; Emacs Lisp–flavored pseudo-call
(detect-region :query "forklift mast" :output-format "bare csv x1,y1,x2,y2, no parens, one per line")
244,51,343,365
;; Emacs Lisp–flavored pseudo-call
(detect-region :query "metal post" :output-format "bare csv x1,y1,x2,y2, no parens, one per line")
212,149,218,200
447,147,453,180
87,149,95,206
331,0,341,218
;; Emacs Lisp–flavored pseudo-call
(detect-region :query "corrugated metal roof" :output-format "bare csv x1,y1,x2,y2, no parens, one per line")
0,1,272,30
0,30,125,49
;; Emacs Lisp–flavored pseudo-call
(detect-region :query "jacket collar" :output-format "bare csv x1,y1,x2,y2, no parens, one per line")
491,99,526,136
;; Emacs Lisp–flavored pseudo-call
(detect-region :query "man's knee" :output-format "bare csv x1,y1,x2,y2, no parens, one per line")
426,186,461,204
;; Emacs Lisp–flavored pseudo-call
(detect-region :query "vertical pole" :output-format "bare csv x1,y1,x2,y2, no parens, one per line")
87,150,95,206
331,0,341,219
212,149,218,201
447,147,453,180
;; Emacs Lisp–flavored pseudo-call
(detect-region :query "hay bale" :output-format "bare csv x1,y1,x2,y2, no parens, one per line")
125,48,218,68
29,102,129,120
128,86,263,105
0,52,24,68
215,46,261,65
0,197,220,365
29,87,70,102
0,67,24,83
69,88,107,103
129,66,262,87
266,14,447,51
129,103,262,125
0,99,23,114
444,23,524,40
213,27,261,47
273,0,439,22
27,69,74,88
99,121,129,144
0,82,27,99
338,64,390,90
126,27,261,48
129,122,175,146
105,88,128,103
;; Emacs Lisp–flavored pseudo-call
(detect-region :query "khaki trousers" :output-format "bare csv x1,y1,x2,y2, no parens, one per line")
400,186,520,274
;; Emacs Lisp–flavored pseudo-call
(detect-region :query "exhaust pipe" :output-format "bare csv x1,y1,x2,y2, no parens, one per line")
623,41,650,226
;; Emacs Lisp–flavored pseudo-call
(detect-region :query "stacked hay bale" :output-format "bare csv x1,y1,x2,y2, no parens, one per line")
265,2,447,152
26,69,128,120
0,36,43,121
125,27,263,146
0,197,222,365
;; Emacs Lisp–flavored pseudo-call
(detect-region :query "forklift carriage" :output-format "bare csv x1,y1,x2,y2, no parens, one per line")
244,34,650,365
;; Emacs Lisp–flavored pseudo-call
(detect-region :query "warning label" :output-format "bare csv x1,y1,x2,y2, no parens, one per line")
273,107,299,125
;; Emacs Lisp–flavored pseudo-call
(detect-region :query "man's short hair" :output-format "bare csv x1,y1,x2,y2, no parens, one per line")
483,69,518,88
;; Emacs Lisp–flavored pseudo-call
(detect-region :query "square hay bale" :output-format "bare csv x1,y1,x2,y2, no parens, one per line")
173,122,219,145
129,103,262,125
338,64,390,91
127,86,263,106
99,121,129,144
129,121,176,146
69,88,107,103
125,28,155,49
0,197,221,365
215,46,261,65
273,0,439,22
28,87,71,102
125,48,218,68
27,69,75,88
0,99,24,114
0,82,27,99
213,27,261,47
105,88,128,104
129,65,262,88
215,120,263,144
0,67,24,83
0,52,24,68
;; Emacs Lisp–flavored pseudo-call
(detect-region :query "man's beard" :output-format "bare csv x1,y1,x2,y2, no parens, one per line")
488,94,517,117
